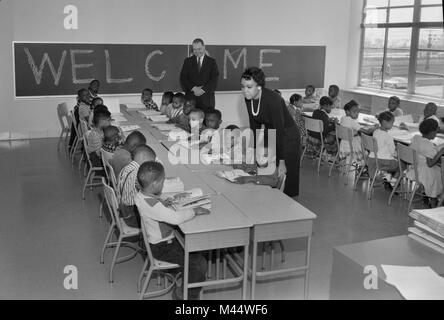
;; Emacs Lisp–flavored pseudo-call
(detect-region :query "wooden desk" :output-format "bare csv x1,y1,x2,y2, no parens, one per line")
330,235,444,300
178,195,252,300
194,171,316,299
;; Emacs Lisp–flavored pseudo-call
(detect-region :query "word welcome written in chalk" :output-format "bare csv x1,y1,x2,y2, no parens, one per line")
14,42,326,97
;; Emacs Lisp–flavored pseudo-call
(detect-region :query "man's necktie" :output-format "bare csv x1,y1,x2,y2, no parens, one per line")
198,57,202,73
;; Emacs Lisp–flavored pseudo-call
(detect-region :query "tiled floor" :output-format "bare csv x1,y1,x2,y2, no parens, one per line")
0,138,414,299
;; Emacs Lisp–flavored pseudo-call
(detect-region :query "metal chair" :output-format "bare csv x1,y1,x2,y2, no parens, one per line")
80,120,103,200
100,178,143,283
388,143,424,212
137,220,180,300
301,117,324,173
329,124,358,185
56,103,71,153
69,110,83,166
354,133,380,199
99,151,118,220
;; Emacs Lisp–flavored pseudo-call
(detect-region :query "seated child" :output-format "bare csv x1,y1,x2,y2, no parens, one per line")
339,100,365,163
408,119,444,208
89,98,107,127
167,92,186,123
418,102,440,125
386,96,404,117
310,96,338,154
134,161,208,300
188,109,207,135
175,96,196,131
202,109,223,143
328,85,341,109
69,88,90,149
91,97,104,109
159,91,174,117
118,145,156,228
302,85,316,104
141,88,158,110
287,94,307,140
110,131,147,178
367,111,401,188
87,110,111,168
101,126,122,164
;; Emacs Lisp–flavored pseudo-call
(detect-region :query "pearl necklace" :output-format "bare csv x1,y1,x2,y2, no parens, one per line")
250,91,262,117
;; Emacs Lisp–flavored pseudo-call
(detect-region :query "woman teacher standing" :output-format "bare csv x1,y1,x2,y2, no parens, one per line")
241,67,301,197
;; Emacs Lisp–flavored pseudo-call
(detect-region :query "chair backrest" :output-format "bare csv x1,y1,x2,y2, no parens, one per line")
102,152,118,190
396,143,419,182
277,174,286,192
361,133,377,154
102,177,123,231
57,103,70,130
139,215,156,264
304,117,324,133
70,110,81,138
335,124,354,154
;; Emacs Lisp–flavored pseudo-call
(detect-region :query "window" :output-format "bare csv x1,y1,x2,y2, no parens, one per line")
359,0,444,99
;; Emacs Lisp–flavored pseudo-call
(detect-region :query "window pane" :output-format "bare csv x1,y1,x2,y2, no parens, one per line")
364,28,386,48
366,0,388,8
415,74,444,98
390,0,414,6
360,48,384,88
389,8,414,23
420,7,444,22
383,28,412,92
421,0,442,5
419,29,444,50
365,8,387,24
416,51,444,74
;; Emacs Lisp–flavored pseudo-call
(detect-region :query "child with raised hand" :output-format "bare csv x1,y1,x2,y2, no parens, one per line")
141,88,158,111
134,161,208,300
408,119,444,208
159,91,174,117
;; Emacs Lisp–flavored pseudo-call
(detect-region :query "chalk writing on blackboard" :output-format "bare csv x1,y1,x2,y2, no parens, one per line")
145,50,166,82
24,47,67,85
223,47,247,80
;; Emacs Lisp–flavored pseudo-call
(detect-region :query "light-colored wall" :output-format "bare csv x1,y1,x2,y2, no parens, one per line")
1,0,356,140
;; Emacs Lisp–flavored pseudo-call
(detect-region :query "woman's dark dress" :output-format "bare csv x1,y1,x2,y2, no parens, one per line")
245,88,301,197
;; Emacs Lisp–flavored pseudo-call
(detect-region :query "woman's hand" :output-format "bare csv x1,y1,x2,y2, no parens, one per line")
278,160,287,177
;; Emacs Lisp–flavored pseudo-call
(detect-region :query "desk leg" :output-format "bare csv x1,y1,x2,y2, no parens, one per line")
242,243,249,300
304,236,312,300
184,248,189,300
251,238,258,300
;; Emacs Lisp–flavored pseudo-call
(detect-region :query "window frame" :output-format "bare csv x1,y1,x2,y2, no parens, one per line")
358,0,444,99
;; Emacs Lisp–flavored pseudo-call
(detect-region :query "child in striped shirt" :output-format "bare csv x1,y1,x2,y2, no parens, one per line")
167,93,186,123
118,145,156,228
134,161,208,300
141,88,158,111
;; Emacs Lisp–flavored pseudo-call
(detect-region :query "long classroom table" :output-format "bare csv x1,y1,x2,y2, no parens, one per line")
119,105,317,300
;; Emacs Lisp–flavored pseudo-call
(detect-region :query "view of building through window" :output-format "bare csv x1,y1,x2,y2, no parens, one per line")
360,0,444,99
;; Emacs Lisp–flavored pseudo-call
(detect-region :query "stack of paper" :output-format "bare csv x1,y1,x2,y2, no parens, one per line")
215,169,251,183
126,103,146,110
119,125,140,132
381,265,444,300
409,207,444,253
162,177,185,193
148,115,169,122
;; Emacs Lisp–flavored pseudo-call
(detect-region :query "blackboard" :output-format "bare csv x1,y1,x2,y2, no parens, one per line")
13,42,326,97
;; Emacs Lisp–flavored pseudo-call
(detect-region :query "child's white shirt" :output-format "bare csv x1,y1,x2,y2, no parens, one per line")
369,129,396,160
340,116,361,132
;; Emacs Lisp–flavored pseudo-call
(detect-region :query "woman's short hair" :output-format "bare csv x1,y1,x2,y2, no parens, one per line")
241,67,266,87
419,118,439,135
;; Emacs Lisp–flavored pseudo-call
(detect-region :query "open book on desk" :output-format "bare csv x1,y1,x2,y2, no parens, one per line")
139,109,161,117
119,125,141,132
163,188,211,212
215,169,252,183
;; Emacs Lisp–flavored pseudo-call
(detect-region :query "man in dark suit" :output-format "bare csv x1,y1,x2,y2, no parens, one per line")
180,38,219,113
